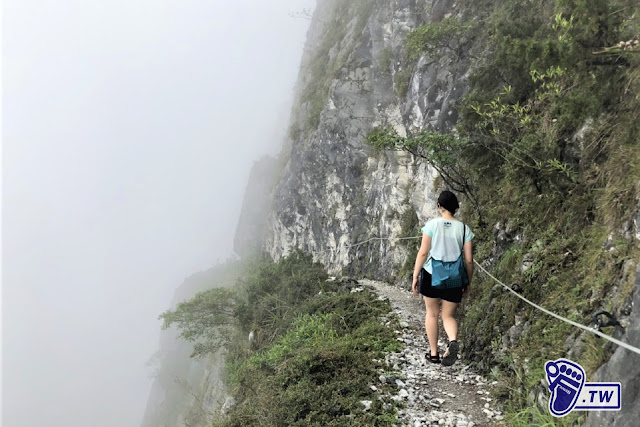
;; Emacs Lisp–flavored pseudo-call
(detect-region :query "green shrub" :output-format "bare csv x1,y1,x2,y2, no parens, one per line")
393,66,413,97
406,17,474,61
220,286,401,426
234,251,329,347
163,251,401,425
250,313,338,368
379,46,393,74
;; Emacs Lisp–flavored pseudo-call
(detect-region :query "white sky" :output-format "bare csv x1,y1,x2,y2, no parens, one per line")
2,1,313,425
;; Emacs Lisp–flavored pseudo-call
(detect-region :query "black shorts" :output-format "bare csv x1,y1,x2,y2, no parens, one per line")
419,268,465,303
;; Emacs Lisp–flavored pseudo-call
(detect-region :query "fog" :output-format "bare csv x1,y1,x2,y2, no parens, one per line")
3,1,313,425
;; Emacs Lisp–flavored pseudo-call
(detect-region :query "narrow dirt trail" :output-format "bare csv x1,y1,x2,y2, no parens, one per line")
360,279,506,427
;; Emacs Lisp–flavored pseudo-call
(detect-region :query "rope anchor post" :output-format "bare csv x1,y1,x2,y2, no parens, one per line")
592,310,621,331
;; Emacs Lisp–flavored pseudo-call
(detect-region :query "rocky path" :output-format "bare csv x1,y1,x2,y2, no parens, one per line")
360,279,505,427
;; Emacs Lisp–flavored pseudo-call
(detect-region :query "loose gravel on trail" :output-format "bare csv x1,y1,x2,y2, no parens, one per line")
358,279,506,427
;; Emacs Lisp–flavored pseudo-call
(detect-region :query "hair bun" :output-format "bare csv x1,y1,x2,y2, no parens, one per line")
437,190,459,214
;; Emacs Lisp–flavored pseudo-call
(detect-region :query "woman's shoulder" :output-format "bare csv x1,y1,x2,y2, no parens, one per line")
424,217,445,229
422,217,442,236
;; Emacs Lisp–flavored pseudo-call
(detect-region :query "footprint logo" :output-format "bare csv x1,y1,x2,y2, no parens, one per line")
545,358,585,417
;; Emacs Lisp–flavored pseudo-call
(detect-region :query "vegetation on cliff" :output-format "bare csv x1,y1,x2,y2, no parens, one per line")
368,0,639,423
161,252,402,425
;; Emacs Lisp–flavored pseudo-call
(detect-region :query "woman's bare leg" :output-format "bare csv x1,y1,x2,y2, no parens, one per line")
424,297,440,356
441,300,459,342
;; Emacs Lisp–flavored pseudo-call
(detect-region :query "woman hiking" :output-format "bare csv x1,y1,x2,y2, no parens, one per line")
411,191,474,366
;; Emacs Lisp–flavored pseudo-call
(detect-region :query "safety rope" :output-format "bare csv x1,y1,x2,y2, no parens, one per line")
317,233,640,356
472,260,640,356
347,236,421,250
311,235,421,254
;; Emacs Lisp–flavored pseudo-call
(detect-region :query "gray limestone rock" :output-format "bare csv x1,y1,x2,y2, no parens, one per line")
220,396,236,416
233,156,279,258
254,0,469,280
360,400,373,411
585,264,640,427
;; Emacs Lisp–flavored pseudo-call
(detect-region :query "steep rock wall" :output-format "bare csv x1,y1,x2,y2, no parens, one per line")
233,155,279,258
246,0,473,279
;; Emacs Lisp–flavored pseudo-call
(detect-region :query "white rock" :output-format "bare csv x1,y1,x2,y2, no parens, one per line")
360,400,373,411
370,385,378,392
399,389,409,398
220,396,236,415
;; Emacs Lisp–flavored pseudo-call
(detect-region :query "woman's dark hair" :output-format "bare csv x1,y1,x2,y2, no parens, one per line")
437,190,459,214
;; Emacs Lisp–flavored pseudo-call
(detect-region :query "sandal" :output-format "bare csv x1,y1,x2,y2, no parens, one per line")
441,340,459,366
426,353,441,364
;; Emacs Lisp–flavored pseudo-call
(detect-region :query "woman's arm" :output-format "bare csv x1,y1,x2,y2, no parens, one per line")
412,234,431,295
462,240,473,298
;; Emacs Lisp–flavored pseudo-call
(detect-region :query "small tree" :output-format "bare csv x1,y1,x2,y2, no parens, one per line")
366,126,481,216
159,288,238,358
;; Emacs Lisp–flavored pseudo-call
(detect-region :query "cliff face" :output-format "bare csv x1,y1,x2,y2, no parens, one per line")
238,0,471,279
233,155,279,258
142,0,640,421
141,269,233,427
234,0,640,422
